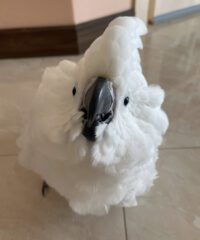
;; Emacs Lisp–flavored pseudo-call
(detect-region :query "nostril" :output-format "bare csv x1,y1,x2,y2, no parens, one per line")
101,112,112,122
93,112,112,123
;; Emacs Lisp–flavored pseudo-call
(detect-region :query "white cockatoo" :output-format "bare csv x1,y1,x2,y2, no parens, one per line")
17,17,169,215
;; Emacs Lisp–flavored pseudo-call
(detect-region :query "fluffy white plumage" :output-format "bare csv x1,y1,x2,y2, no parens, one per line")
17,17,169,215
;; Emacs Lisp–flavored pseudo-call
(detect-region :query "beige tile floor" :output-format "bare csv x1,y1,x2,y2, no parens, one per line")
0,15,200,239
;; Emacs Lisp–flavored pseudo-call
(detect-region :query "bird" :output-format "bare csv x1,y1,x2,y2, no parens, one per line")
17,17,169,216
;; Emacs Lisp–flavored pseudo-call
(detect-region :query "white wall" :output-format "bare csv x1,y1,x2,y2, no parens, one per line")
135,0,150,22
135,0,200,23
155,0,200,16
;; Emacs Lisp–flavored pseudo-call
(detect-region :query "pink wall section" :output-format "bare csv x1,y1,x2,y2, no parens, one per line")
0,0,74,29
72,0,132,24
0,0,132,29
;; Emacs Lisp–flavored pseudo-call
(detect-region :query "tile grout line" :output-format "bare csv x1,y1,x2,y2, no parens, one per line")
160,146,200,150
122,207,128,240
0,153,18,157
0,146,200,157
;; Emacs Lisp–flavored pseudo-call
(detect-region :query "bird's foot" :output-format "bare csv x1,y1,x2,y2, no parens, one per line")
42,181,49,197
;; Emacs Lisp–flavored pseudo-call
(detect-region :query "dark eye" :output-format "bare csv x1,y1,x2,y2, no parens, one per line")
124,97,129,106
72,87,76,96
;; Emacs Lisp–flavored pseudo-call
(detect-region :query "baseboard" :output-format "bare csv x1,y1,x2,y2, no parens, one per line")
0,9,134,59
150,4,200,24
0,26,78,58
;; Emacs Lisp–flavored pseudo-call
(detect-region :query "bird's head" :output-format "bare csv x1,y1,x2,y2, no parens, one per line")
70,17,146,144
43,17,168,167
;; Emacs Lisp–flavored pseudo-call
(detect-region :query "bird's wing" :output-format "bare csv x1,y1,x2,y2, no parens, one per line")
134,85,169,135
29,60,81,144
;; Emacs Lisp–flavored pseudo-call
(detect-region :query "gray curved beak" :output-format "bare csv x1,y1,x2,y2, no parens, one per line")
80,76,115,141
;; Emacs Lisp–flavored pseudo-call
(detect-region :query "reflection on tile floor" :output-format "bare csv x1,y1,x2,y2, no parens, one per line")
141,15,200,148
0,15,200,240
125,149,200,240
